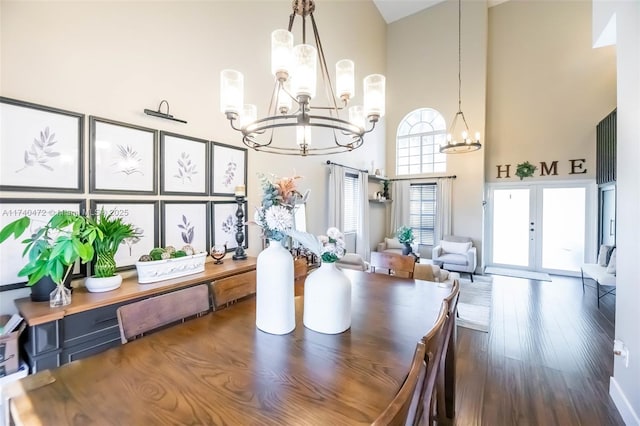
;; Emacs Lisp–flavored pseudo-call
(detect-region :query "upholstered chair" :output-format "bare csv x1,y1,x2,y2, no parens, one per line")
432,235,477,281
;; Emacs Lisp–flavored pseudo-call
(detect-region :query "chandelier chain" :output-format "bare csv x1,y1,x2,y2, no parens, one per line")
458,0,462,113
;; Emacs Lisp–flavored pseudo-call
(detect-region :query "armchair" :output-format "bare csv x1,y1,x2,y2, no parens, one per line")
432,235,477,281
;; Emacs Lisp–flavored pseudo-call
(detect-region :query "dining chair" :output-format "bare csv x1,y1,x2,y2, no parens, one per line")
413,301,449,426
212,270,256,309
370,251,416,278
116,284,211,344
372,340,427,426
294,257,309,296
436,279,460,422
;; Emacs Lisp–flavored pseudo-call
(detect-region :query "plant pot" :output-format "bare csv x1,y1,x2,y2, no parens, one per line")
402,242,413,256
31,274,72,302
84,274,123,293
49,284,72,308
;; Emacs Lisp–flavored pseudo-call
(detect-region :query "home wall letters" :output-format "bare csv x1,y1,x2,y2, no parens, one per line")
496,159,587,179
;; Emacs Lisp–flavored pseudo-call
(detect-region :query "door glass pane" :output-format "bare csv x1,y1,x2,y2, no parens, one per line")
493,189,530,266
541,187,585,272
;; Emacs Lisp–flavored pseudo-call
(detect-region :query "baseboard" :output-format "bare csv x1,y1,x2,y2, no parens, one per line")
610,376,640,425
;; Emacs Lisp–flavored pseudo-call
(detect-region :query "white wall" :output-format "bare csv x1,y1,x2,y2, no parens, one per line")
487,0,616,183
0,1,387,313
385,0,487,267
593,0,640,423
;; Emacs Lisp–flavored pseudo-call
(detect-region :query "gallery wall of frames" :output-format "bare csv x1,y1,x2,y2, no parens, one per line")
0,97,248,291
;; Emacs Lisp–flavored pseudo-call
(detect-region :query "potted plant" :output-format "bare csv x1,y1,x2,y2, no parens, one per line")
0,212,97,307
83,210,139,293
396,225,415,256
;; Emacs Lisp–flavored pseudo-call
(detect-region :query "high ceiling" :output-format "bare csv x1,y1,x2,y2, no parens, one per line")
372,0,509,24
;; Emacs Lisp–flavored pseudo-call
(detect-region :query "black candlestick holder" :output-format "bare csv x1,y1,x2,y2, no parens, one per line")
232,195,247,260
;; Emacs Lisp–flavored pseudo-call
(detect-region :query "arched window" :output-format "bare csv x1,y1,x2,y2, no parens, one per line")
396,108,447,175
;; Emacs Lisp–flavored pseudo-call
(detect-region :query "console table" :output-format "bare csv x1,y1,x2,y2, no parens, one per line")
14,258,257,373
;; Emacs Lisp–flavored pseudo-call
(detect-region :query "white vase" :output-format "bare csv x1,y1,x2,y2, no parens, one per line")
256,242,295,335
84,274,123,293
303,261,352,334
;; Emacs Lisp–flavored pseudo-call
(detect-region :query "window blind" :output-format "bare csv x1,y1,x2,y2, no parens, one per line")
409,183,436,245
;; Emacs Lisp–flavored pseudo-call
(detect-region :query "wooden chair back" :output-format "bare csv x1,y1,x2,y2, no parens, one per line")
436,279,460,421
293,257,309,296
372,341,426,426
414,301,449,425
370,252,416,278
212,270,256,309
116,284,211,344
413,263,436,281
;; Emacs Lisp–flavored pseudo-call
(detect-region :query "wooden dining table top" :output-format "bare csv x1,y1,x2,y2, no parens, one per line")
10,270,453,426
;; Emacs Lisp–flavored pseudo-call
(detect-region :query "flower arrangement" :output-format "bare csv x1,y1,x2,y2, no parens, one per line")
318,227,346,263
396,225,415,244
289,227,346,263
254,173,302,242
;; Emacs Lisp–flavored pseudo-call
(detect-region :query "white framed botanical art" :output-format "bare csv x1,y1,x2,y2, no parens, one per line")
211,142,247,196
160,201,210,254
160,132,209,196
0,97,84,193
89,117,158,195
90,200,159,270
211,201,247,252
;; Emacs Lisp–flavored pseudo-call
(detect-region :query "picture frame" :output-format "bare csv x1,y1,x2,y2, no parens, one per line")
160,201,210,254
0,199,87,291
90,200,159,271
0,97,84,193
160,132,209,196
211,201,248,252
89,116,158,195
211,142,247,196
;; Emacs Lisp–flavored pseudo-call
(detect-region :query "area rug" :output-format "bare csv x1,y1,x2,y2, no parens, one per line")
456,278,492,333
484,266,551,282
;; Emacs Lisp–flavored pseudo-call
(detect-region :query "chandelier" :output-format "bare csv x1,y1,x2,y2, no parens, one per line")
220,0,385,156
440,0,481,154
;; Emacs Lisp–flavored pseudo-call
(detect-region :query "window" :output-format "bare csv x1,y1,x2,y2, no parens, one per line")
409,184,437,245
396,108,447,176
343,172,360,233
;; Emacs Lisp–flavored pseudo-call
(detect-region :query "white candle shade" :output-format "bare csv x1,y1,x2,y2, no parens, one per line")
271,29,293,78
363,74,385,118
335,59,354,100
292,44,317,99
220,69,244,114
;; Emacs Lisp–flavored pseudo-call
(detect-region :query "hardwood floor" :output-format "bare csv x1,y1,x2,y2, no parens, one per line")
454,274,624,426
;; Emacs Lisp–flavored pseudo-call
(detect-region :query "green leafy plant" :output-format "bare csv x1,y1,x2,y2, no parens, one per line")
515,161,537,180
88,210,138,278
0,210,139,286
396,226,415,244
0,212,96,286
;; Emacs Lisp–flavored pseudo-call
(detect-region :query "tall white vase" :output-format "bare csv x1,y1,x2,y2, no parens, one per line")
256,242,296,335
303,262,352,334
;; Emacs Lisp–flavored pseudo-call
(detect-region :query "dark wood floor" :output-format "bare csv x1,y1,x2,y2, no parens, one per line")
454,274,624,426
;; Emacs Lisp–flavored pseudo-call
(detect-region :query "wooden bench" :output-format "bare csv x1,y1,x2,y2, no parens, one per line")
580,263,616,308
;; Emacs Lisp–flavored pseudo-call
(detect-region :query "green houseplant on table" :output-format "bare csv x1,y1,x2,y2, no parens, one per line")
0,212,97,307
0,210,138,306
83,210,139,293
396,225,415,256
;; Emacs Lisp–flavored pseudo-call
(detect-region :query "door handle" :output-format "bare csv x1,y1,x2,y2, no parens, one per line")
610,219,615,236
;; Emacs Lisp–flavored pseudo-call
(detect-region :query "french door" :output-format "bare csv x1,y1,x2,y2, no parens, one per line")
487,182,596,275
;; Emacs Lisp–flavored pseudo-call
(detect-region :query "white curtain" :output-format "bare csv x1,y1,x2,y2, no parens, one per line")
327,164,345,231
436,178,452,242
356,170,370,261
389,180,411,236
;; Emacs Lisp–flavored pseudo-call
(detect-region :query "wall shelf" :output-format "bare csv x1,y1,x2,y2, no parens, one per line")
369,198,392,203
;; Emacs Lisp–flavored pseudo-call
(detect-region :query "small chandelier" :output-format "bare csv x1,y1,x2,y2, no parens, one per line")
220,0,385,156
440,0,481,154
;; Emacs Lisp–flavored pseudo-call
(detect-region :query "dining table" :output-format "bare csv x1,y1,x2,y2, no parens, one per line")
9,270,455,425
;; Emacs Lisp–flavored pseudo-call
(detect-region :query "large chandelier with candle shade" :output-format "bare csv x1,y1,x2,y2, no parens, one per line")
220,0,385,156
